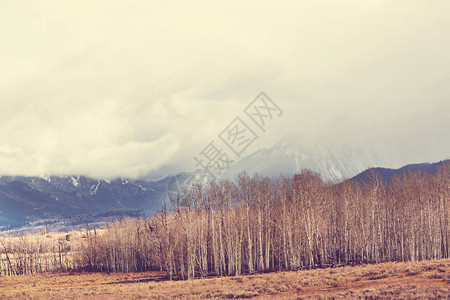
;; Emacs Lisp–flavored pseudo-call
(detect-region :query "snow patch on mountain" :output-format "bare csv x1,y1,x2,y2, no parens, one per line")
131,182,153,191
70,176,79,187
90,181,101,195
41,175,52,182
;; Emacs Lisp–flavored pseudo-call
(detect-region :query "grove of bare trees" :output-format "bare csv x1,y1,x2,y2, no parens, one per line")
0,233,71,276
1,161,448,279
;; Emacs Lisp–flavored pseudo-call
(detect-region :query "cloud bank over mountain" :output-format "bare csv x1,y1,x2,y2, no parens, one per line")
1,1,449,178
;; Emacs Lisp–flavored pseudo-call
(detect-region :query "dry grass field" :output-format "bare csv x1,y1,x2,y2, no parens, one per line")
0,259,448,299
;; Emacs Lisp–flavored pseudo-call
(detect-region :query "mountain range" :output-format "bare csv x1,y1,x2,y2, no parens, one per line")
347,160,448,185
0,175,170,229
0,137,447,230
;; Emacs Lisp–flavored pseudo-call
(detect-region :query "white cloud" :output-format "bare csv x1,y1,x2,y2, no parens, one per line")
0,1,449,178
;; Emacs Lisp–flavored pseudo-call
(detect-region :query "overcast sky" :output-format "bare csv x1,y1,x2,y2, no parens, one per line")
0,1,449,178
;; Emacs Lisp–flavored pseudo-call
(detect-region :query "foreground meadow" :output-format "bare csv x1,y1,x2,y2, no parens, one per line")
0,259,448,299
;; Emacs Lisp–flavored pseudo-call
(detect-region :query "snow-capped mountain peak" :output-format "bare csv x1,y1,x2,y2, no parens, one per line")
223,137,389,182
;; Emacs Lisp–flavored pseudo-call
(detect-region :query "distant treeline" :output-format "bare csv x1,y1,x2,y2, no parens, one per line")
0,234,72,276
1,162,448,279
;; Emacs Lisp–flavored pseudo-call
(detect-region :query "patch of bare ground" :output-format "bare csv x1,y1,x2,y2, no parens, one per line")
0,259,448,299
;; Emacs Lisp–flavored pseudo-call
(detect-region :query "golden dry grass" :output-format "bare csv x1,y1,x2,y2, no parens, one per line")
0,259,449,299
